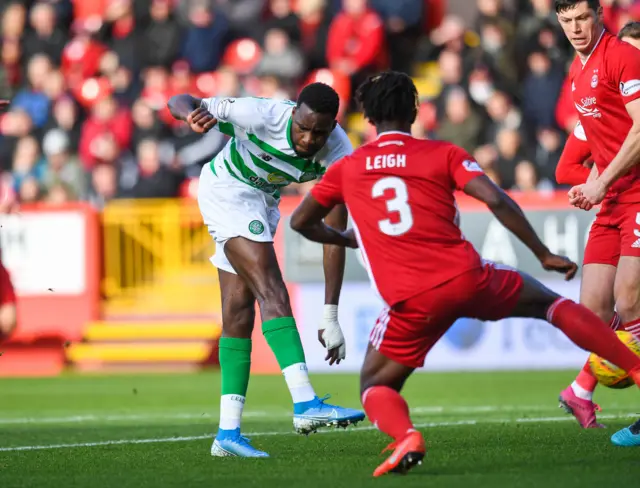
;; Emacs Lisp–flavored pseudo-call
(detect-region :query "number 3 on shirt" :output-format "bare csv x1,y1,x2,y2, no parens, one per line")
372,176,414,236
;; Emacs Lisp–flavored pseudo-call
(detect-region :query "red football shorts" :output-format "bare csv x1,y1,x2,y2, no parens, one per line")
369,261,523,368
583,200,640,266
0,262,16,306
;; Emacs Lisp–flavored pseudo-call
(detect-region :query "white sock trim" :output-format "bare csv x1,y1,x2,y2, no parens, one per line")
283,362,316,404
219,394,245,430
571,381,594,401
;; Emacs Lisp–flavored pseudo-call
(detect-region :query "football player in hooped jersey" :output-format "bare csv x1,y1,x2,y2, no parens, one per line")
167,84,365,458
554,1,640,444
290,71,640,476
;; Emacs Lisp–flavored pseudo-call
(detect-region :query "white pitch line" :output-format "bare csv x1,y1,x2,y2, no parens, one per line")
0,411,279,425
1,413,638,453
0,404,591,426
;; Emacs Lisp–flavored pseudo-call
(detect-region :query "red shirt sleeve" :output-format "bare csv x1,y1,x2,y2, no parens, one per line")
555,74,578,131
610,42,640,105
310,158,345,207
555,128,592,186
448,145,484,190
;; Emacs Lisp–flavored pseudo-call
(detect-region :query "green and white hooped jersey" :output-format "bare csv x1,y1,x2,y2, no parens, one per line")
200,96,353,198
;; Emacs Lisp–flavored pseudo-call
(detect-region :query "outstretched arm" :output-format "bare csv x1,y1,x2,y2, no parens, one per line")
463,175,578,280
290,194,357,248
167,94,217,133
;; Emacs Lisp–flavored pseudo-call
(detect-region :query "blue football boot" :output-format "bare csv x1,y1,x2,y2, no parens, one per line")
293,394,366,434
211,428,269,457
611,418,640,447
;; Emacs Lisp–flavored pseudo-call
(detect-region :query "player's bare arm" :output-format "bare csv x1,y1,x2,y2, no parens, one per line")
317,203,350,365
167,94,217,133
464,175,578,280
290,195,358,249
583,98,640,203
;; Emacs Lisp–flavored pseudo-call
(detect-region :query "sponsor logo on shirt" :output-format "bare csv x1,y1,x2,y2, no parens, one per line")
462,160,483,172
620,79,640,97
575,97,601,118
267,173,286,184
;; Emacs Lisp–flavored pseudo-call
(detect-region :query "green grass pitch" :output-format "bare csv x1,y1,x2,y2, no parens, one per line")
1,371,639,487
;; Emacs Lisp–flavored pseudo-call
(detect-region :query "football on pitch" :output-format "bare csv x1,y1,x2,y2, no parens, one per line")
588,330,640,389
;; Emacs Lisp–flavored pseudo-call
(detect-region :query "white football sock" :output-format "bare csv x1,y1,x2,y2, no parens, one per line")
283,362,316,404
219,394,245,430
571,381,594,401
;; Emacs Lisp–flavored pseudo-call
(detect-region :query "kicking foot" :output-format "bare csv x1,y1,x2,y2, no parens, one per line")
211,428,269,457
611,418,640,447
373,430,426,477
293,395,365,434
558,386,604,429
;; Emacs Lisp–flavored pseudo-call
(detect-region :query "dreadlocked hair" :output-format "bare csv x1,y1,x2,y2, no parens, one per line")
355,71,418,126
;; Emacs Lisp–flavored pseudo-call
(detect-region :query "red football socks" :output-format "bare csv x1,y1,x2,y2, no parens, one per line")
362,386,415,441
548,299,640,378
574,312,621,392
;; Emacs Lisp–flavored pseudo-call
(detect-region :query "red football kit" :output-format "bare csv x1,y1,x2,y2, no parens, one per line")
555,121,591,186
0,249,15,307
568,31,640,265
311,132,523,368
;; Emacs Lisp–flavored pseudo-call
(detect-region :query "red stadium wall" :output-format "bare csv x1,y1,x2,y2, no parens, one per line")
0,203,100,376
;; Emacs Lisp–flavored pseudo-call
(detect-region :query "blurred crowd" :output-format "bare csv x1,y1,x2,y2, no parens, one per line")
0,0,639,207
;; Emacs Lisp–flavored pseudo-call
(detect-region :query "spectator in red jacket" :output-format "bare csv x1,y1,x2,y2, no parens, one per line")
79,95,132,170
326,0,387,84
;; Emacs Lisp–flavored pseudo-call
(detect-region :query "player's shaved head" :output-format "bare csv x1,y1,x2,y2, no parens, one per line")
290,82,339,157
355,71,418,131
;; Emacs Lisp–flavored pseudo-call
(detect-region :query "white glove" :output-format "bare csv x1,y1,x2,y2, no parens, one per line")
319,304,346,365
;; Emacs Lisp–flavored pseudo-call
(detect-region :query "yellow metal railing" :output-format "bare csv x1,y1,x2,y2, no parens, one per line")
101,199,221,315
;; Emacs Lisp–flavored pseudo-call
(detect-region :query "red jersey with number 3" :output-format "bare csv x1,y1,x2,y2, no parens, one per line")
310,132,485,307
569,31,640,202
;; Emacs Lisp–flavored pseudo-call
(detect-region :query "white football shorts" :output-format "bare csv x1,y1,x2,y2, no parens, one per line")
197,153,280,274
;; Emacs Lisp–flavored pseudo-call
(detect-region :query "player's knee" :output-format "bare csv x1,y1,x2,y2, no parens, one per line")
222,295,255,336
580,293,615,322
615,291,640,323
254,282,291,317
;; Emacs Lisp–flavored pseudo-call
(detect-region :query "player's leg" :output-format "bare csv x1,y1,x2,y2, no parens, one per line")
360,345,425,477
561,219,619,427
361,293,456,477
211,269,269,458
198,161,269,457
608,209,640,447
504,271,640,384
223,237,364,434
613,204,640,332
